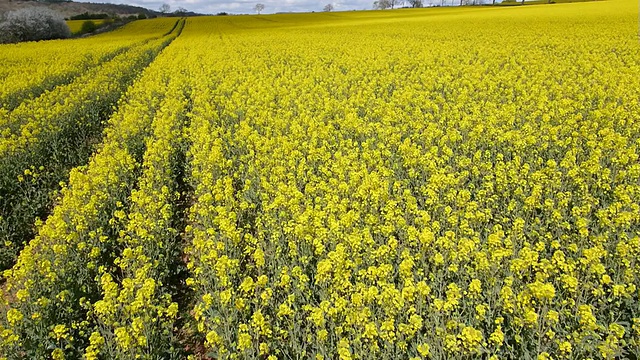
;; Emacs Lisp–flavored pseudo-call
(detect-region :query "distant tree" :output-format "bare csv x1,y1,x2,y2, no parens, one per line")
408,0,423,6
138,13,147,19
374,0,403,8
254,3,265,14
324,3,334,11
159,3,171,14
174,6,188,15
69,12,109,20
373,0,391,9
0,7,71,43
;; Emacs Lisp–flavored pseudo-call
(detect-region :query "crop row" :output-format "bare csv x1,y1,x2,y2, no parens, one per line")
0,19,185,272
89,57,191,360
0,18,179,111
0,19,186,359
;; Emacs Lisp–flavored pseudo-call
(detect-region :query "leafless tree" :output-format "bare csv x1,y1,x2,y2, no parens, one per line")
159,3,171,13
254,3,265,14
174,6,188,15
408,0,423,7
373,0,391,9
324,3,335,11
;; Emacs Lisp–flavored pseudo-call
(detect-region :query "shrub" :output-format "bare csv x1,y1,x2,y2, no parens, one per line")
0,7,71,43
80,20,98,34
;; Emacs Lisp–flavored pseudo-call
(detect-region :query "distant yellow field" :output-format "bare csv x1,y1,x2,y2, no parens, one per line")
1,1,640,358
66,19,108,34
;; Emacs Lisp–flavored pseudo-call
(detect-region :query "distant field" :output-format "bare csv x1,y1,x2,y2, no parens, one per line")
1,1,639,359
66,19,108,34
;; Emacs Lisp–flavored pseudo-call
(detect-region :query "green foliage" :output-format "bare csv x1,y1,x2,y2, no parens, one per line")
80,20,98,34
69,12,110,21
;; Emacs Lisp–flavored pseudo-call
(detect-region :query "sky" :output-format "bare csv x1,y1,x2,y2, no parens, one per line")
76,0,385,15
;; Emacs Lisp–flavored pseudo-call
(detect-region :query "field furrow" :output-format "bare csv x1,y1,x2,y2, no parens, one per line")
90,57,192,360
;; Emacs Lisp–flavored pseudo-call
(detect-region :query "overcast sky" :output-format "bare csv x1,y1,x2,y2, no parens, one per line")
77,0,385,15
